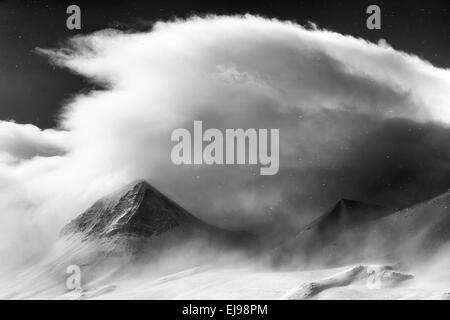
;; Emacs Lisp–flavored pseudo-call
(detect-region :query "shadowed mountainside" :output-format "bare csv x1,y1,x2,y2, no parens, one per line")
277,192,450,267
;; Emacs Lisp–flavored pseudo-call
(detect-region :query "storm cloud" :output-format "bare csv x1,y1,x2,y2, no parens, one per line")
1,15,450,265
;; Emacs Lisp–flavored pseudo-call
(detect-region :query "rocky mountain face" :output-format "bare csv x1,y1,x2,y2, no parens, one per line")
61,180,254,255
62,180,207,238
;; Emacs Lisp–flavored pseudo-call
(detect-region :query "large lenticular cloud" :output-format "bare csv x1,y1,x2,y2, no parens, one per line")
1,15,450,266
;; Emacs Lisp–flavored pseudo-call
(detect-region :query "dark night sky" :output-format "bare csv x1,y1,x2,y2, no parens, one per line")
0,0,449,129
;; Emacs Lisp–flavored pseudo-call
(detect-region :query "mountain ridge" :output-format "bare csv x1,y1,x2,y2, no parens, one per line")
276,191,450,267
61,179,204,238
60,179,253,248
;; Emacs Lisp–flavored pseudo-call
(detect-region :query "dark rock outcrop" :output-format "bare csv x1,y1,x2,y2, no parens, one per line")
61,180,254,254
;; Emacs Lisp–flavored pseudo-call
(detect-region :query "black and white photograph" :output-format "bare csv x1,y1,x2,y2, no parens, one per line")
1,0,450,308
